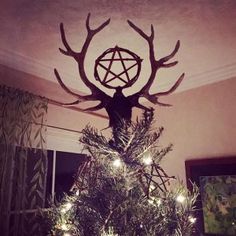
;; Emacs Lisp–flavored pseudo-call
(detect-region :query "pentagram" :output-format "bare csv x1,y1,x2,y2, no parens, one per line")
94,46,142,89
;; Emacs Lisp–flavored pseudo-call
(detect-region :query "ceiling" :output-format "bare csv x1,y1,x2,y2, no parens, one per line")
0,0,236,103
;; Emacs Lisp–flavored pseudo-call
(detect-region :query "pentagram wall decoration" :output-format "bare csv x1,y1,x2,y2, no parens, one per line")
94,46,142,89
54,13,185,128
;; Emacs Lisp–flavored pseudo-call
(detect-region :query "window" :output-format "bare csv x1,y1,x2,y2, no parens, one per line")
46,150,87,203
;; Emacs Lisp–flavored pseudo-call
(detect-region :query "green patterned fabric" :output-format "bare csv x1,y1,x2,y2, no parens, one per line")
0,85,48,236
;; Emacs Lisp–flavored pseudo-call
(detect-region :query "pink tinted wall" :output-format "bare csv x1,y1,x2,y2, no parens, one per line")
0,64,110,152
1,64,235,178
47,104,108,135
139,77,236,181
0,64,109,132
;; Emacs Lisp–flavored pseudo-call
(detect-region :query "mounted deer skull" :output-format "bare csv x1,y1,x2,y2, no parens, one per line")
55,13,184,128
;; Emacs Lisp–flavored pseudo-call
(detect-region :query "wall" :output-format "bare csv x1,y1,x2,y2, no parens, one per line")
0,64,110,153
134,77,236,182
49,76,236,177
46,103,109,153
1,64,236,179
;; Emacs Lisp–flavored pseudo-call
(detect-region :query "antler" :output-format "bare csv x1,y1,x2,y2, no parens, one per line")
127,20,185,107
54,13,111,109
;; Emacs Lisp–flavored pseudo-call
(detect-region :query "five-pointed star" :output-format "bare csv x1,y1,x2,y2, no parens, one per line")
97,46,140,85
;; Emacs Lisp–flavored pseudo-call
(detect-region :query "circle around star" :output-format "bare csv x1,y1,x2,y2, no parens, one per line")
94,46,142,89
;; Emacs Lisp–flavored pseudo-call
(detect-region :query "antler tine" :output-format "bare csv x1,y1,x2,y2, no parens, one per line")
86,13,111,35
146,73,185,107
61,100,81,106
85,13,91,31
76,13,110,92
128,20,159,99
59,23,78,58
135,103,152,111
154,73,185,97
128,20,185,108
127,20,154,42
83,102,106,112
55,13,111,108
54,69,82,98
54,69,96,102
59,14,110,58
157,40,180,68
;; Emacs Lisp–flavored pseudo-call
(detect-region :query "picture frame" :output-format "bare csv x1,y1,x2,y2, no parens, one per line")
185,157,236,236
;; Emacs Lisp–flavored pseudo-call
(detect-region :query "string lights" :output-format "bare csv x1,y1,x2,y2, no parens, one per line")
142,155,152,165
176,194,186,203
112,158,122,168
189,216,197,224
45,111,198,235
64,233,71,236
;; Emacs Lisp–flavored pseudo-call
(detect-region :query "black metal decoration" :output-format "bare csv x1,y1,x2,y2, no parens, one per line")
54,13,184,128
94,46,142,89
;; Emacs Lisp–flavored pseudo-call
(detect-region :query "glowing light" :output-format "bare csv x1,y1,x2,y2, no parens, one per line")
65,202,73,210
140,223,143,228
148,197,155,205
176,194,186,203
102,226,118,236
61,224,69,231
156,198,162,206
64,233,71,236
61,202,73,213
148,199,154,204
75,190,80,196
189,216,196,223
148,197,162,207
113,159,122,168
149,185,155,191
61,208,67,213
143,155,152,165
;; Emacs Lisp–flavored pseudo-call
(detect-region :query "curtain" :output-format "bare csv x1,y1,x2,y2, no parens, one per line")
0,85,48,236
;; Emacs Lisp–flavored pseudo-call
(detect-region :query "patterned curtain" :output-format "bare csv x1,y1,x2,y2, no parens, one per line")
0,85,48,236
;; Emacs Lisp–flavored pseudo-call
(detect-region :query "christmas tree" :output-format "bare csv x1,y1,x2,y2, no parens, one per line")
43,14,199,236
44,110,198,236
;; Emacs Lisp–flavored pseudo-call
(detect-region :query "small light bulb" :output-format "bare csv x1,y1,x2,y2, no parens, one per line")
113,159,122,168
149,185,155,191
140,223,143,228
61,224,69,231
143,156,152,165
61,202,73,213
148,197,155,205
189,216,196,223
64,233,71,236
176,194,186,203
156,198,162,206
61,208,67,213
65,202,73,210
